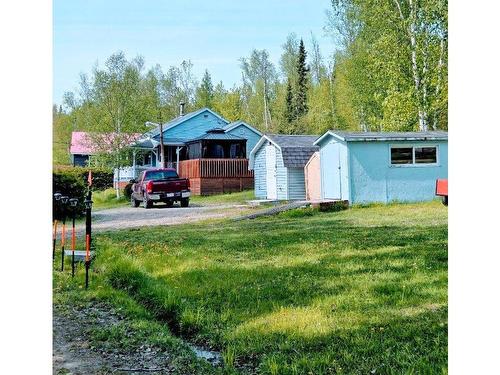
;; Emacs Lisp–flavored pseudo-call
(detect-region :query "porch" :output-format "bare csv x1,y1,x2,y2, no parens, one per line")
114,158,253,195
178,158,253,195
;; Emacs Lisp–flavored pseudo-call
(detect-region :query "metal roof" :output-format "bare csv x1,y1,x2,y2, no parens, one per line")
186,132,246,142
315,130,448,144
267,134,320,168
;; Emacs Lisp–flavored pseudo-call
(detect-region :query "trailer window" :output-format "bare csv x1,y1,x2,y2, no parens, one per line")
390,146,438,165
391,147,413,164
415,147,437,164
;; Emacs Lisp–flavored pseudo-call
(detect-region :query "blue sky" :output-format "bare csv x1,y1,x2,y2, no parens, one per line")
53,0,335,106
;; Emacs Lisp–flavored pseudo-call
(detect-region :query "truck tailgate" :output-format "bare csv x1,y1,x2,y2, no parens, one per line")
151,179,188,193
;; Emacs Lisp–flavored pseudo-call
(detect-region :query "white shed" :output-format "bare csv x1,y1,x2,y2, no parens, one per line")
249,135,319,200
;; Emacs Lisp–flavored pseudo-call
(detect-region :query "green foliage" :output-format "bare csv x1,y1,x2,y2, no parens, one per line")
52,105,73,166
92,188,129,210
195,69,214,109
52,169,88,214
294,39,309,119
53,166,113,191
326,0,448,131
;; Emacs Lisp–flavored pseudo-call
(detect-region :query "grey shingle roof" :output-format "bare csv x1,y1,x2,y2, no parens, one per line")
329,130,448,142
267,134,319,168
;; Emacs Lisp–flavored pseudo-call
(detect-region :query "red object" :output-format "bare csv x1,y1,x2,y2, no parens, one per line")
85,234,90,262
131,168,190,208
88,170,93,186
436,179,448,196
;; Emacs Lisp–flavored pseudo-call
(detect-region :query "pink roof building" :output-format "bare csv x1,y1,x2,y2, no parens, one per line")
70,132,141,155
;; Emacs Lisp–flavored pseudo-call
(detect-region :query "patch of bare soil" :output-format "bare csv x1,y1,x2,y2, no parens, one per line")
53,304,174,375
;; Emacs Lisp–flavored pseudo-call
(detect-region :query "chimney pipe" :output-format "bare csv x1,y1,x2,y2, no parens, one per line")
179,102,185,116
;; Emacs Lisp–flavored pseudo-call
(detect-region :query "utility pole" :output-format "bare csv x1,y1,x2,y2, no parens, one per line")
158,111,165,168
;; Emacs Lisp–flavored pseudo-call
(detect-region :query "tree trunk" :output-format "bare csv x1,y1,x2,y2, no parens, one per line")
433,34,446,130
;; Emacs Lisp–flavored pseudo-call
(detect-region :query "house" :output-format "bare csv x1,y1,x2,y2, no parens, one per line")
314,130,448,204
249,134,319,200
69,131,140,167
69,132,94,166
116,106,262,195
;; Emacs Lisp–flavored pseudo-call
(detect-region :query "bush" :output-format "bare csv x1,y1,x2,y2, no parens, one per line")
53,169,87,216
124,182,133,199
53,165,114,191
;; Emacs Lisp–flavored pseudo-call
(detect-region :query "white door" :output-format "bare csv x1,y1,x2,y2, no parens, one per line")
322,142,341,199
266,144,277,199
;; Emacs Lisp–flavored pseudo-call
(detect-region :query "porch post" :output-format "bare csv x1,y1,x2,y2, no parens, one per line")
132,149,137,177
176,147,181,173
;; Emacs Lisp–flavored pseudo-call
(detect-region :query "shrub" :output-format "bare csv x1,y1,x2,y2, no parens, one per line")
53,165,114,191
123,182,133,199
53,169,87,215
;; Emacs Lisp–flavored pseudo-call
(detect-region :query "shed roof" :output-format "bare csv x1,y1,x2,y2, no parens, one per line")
315,130,448,145
267,134,320,168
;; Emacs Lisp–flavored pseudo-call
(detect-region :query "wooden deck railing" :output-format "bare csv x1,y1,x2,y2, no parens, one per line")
178,158,253,179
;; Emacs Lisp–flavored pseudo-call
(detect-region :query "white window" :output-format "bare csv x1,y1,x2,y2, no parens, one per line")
390,145,438,166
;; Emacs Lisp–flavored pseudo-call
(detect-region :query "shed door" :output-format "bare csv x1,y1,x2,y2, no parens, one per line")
322,142,341,199
266,144,277,199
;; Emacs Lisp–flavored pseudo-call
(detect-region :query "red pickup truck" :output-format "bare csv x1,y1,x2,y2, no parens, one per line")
130,169,190,209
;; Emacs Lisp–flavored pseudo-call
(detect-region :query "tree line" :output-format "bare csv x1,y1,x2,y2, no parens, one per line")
53,0,447,165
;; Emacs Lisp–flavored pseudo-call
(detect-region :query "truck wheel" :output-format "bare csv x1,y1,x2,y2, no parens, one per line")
181,198,189,208
131,195,140,208
143,197,153,209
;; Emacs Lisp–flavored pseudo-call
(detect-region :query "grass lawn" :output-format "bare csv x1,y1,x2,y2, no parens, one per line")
55,200,447,374
92,188,129,210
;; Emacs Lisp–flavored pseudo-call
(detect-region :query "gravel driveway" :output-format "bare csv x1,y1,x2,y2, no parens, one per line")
71,203,249,234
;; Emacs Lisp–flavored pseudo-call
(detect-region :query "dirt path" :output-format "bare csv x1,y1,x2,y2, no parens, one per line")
53,304,177,375
67,203,250,235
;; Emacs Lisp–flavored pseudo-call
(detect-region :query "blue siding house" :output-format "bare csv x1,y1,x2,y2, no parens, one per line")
115,107,262,195
249,135,319,200
314,131,448,204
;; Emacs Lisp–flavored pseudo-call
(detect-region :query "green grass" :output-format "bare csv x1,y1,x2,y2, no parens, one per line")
55,200,447,374
190,190,255,206
92,188,129,210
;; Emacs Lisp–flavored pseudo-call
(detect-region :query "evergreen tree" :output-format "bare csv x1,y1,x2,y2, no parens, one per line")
295,39,309,119
195,69,214,108
285,79,294,123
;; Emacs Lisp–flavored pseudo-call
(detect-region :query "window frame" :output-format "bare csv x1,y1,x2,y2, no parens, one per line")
389,144,439,167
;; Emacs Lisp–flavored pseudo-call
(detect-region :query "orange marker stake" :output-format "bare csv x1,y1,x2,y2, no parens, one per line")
52,220,58,261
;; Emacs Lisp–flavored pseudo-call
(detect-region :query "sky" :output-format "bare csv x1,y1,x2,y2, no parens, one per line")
53,0,336,106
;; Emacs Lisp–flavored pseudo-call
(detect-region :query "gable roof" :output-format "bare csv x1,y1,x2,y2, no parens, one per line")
223,120,263,136
250,134,319,169
314,130,448,145
149,108,229,138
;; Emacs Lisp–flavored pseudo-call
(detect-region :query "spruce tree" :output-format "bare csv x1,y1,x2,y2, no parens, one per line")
195,69,214,108
285,79,294,123
295,39,309,119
